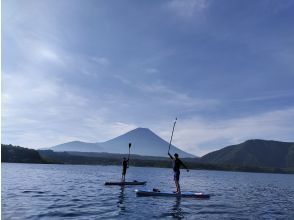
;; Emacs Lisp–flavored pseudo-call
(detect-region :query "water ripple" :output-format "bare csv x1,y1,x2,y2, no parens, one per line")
2,163,294,219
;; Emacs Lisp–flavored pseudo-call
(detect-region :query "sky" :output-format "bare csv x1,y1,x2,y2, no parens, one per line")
2,0,294,156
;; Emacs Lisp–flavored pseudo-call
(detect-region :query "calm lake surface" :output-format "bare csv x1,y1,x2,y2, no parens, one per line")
2,163,294,219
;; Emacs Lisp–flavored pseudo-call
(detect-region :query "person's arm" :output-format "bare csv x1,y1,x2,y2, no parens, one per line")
168,152,174,160
180,159,189,171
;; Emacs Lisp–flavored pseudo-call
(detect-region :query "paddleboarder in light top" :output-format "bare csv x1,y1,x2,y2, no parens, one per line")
168,152,189,194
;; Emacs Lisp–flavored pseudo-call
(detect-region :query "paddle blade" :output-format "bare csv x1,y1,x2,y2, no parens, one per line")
129,142,132,148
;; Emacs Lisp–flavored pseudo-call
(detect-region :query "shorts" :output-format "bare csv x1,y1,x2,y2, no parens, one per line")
122,169,127,175
174,171,180,181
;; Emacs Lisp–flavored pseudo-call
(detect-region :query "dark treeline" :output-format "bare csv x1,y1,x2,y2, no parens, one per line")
2,144,294,174
39,150,172,167
39,150,294,174
2,144,47,164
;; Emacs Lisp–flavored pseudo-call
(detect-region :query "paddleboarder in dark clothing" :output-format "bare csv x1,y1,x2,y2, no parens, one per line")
121,143,131,182
121,157,129,182
168,152,189,194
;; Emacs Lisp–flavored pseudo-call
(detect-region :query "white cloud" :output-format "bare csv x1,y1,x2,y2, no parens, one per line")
156,107,294,156
92,57,110,66
145,68,159,74
102,122,138,140
2,67,137,149
37,47,63,65
2,116,138,149
3,0,293,156
239,89,294,102
139,82,218,109
81,114,138,142
2,67,89,146
113,74,132,85
167,0,209,18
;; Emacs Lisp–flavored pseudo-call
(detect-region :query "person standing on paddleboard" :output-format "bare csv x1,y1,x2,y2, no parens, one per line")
121,143,131,182
168,152,189,194
121,157,129,182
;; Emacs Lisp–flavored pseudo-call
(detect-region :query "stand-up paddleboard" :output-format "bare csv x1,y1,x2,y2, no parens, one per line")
135,189,210,199
105,181,147,186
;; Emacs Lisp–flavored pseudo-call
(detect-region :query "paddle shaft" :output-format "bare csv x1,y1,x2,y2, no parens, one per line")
168,118,177,153
128,143,131,160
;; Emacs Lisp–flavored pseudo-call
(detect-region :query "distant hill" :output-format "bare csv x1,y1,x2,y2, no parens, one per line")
37,149,294,174
2,144,47,163
50,141,103,152
2,142,294,174
50,128,195,158
200,139,294,169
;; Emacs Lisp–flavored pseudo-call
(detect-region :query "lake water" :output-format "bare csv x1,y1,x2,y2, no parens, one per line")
2,163,294,219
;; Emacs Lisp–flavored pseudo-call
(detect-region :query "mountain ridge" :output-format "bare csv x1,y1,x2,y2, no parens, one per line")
3,138,294,174
50,127,195,158
200,139,294,168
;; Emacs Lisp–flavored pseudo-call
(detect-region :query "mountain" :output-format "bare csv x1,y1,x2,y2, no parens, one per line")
50,141,103,152
2,144,47,163
200,139,294,168
50,128,195,158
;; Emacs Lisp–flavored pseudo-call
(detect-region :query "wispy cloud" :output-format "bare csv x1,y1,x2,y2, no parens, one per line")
145,68,159,74
112,74,219,114
3,0,294,155
240,89,294,102
37,46,64,65
2,67,137,148
167,0,209,18
91,57,110,66
156,107,294,156
139,82,218,109
80,113,138,141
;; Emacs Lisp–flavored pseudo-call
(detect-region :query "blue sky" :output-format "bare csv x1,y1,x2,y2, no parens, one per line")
2,0,294,156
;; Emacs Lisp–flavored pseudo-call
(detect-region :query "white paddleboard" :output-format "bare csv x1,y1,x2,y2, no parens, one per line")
135,189,210,198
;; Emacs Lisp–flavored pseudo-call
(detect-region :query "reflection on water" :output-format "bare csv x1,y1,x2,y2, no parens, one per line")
117,186,125,213
172,197,183,219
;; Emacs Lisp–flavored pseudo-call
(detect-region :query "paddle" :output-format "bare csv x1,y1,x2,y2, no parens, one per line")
168,118,177,154
128,142,131,161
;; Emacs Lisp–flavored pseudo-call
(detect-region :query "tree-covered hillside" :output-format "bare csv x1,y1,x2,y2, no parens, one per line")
200,140,294,168
2,144,47,163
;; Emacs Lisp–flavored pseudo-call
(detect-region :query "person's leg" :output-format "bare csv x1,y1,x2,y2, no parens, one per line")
174,180,177,192
176,181,181,194
174,181,178,193
122,169,126,182
176,172,181,194
174,172,178,192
